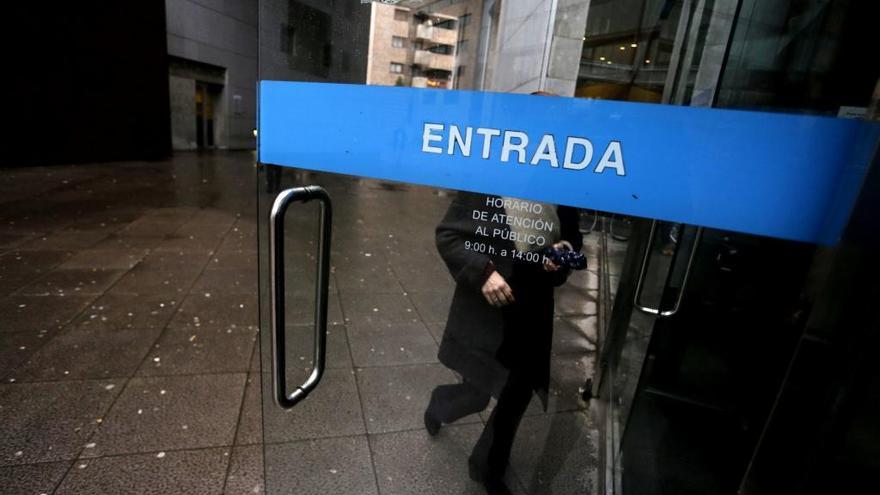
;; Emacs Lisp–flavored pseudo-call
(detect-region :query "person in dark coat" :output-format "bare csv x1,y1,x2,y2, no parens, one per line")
425,191,583,495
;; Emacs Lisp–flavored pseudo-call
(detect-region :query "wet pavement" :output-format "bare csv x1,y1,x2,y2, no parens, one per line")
0,152,600,494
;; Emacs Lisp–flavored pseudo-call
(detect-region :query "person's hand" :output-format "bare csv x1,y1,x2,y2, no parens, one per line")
482,271,514,307
543,241,574,272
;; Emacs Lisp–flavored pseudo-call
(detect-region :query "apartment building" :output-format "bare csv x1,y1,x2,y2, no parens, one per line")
367,3,464,89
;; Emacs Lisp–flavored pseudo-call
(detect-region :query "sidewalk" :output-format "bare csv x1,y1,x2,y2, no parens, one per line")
0,152,599,494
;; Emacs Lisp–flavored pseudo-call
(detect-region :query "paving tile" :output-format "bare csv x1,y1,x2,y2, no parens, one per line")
0,250,73,274
17,231,109,250
426,321,446,343
262,368,364,443
191,268,258,294
391,263,456,293
554,288,598,317
347,322,438,367
509,412,598,495
137,325,257,376
225,445,263,495
284,323,353,370
136,251,212,272
0,379,123,465
0,332,44,380
83,373,246,457
167,293,258,330
107,267,200,296
282,292,345,326
333,259,403,293
152,231,226,252
565,268,599,290
339,292,421,325
0,294,95,333
356,364,478,434
57,448,229,495
91,234,166,251
264,437,377,495
234,374,262,445
408,291,453,324
0,270,40,295
68,294,180,331
370,424,525,495
205,251,257,270
59,248,148,270
0,461,71,494
11,326,162,382
16,268,125,296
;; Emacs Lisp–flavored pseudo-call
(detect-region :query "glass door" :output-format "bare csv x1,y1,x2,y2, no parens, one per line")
256,1,879,494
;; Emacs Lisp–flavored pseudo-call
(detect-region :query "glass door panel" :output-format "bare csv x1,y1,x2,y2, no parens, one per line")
256,1,879,495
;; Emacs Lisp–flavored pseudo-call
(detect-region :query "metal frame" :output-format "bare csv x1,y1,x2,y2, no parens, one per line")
633,220,703,317
269,186,333,409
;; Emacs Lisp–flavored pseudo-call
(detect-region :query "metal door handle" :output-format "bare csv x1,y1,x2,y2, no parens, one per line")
633,220,703,317
269,186,332,409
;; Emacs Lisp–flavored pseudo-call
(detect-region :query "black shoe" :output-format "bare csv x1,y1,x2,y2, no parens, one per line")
424,409,441,436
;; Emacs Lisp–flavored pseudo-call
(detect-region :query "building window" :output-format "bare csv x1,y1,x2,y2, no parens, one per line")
413,40,423,50
393,9,408,22
459,13,471,29
428,44,453,55
457,39,469,55
435,18,456,30
392,36,405,48
390,63,404,74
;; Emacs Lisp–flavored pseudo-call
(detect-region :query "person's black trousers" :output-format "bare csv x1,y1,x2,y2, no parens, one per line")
426,371,533,479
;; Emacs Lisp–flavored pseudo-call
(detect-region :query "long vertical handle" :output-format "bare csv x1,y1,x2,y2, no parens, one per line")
269,185,332,409
633,221,703,317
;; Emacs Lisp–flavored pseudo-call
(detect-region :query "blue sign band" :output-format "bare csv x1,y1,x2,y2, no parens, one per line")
259,81,879,244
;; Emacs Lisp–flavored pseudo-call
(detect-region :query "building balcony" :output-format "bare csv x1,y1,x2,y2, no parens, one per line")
411,76,449,89
415,23,457,46
413,50,454,72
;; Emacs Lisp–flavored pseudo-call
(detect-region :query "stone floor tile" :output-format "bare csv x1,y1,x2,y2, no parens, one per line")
234,373,261,446
281,292,345,326
370,424,526,495
68,293,180,331
0,270,41,295
191,268,258,294
57,448,229,495
408,291,453,324
137,325,257,376
82,374,245,458
339,292,421,326
262,368,364,443
554,288,598,317
509,412,598,495
11,326,162,382
0,294,95,334
284,323,353,370
0,250,74,274
205,251,257,270
0,379,123,465
264,437,377,495
225,445,264,495
347,322,438,367
16,268,125,296
107,267,200,296
356,364,478,434
17,231,109,251
167,293,258,330
0,332,44,380
135,251,212,273
59,248,148,270
0,461,71,494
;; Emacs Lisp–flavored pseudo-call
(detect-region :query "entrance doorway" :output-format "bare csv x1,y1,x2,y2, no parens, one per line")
256,1,880,494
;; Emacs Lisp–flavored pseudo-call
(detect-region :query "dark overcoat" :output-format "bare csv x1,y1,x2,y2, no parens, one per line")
435,192,582,407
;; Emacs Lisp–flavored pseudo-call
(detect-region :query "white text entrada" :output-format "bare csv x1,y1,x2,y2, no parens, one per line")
421,123,626,175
